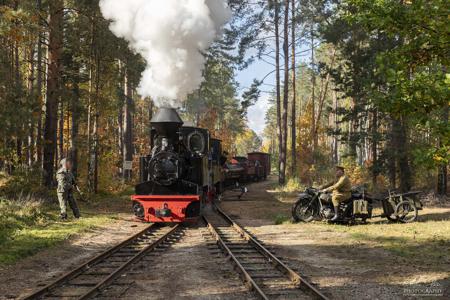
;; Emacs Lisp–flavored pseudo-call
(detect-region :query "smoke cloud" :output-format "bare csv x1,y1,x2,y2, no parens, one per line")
99,0,231,108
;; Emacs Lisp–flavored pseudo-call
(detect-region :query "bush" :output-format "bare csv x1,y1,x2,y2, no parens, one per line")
275,177,305,193
0,197,50,244
0,168,51,200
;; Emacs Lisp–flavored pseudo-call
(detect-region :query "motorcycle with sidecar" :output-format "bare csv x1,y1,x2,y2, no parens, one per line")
291,186,422,224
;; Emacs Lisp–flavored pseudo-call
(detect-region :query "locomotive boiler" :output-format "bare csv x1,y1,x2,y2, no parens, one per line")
132,107,222,223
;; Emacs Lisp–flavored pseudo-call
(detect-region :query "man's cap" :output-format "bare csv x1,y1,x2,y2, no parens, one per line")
335,165,345,171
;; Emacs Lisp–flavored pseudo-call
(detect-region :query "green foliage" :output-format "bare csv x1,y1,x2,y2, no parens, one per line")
0,169,49,199
0,198,48,245
235,129,262,156
274,214,291,225
241,79,262,113
0,195,120,265
343,0,449,169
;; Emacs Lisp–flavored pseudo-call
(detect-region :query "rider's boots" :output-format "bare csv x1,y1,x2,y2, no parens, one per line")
330,206,340,222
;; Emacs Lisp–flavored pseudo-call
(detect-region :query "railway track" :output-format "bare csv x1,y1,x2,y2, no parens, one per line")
22,223,181,300
204,206,329,300
23,207,328,299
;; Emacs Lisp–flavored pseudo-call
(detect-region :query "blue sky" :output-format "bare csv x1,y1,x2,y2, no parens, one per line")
236,60,275,136
235,42,312,137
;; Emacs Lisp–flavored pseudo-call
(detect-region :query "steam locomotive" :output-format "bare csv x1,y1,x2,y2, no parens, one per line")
131,108,224,223
131,107,270,223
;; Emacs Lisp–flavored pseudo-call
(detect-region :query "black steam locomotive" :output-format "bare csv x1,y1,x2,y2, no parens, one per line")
131,108,223,223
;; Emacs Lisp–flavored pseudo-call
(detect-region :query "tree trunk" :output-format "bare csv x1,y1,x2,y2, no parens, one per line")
274,0,283,185
371,108,378,188
58,100,64,159
123,68,134,181
43,0,63,187
314,49,336,141
70,71,80,178
92,54,101,193
290,0,296,176
332,90,339,164
437,104,448,195
389,117,411,191
35,0,44,166
14,30,23,165
310,27,317,153
27,43,36,167
116,60,124,177
348,99,358,159
87,65,93,191
387,118,397,189
93,110,99,192
397,117,411,192
280,0,289,185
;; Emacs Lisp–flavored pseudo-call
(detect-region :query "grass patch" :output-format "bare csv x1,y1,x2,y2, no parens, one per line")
274,177,304,193
274,214,291,225
271,178,305,203
0,197,118,265
304,217,450,264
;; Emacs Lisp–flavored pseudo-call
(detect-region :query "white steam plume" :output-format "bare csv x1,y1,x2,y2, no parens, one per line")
99,0,231,108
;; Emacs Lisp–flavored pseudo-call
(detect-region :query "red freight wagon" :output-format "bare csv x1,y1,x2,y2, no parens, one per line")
247,152,271,180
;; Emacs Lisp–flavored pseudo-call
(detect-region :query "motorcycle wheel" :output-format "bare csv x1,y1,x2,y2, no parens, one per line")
395,199,418,223
292,199,315,222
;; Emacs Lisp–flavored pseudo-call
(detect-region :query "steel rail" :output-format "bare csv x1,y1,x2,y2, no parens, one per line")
22,223,156,300
203,215,269,300
79,224,180,299
213,205,329,300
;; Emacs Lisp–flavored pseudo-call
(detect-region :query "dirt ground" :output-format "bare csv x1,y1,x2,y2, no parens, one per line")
2,179,449,299
100,225,255,300
0,215,148,300
220,178,450,299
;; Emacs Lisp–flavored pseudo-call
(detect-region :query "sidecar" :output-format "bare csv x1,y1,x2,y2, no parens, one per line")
379,191,423,223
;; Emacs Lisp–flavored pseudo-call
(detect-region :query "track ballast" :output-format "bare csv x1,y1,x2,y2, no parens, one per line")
23,224,180,300
204,206,329,300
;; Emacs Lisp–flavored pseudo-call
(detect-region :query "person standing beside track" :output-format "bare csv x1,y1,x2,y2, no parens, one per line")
56,158,81,220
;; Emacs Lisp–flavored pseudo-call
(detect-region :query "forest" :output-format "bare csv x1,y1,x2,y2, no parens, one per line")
0,0,448,198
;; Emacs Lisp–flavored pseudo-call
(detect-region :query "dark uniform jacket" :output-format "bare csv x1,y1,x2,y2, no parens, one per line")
56,167,75,193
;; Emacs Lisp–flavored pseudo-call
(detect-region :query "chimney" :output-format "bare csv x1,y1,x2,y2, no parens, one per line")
150,107,184,140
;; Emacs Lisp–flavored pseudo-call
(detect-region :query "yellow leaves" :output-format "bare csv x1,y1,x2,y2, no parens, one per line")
0,6,38,42
340,159,370,186
235,128,262,155
433,153,447,164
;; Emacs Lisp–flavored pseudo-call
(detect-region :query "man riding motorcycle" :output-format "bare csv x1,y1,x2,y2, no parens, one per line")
320,166,352,222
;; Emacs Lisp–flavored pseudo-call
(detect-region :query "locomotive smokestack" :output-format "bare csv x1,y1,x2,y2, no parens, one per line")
151,107,183,139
